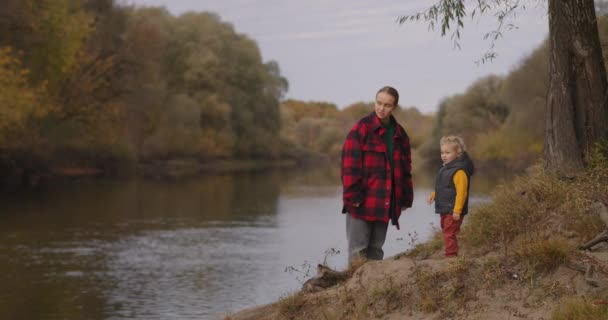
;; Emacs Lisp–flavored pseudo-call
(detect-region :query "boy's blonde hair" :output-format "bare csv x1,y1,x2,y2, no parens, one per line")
440,135,466,156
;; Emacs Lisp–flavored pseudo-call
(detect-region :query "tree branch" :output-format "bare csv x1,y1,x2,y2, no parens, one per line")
579,202,608,250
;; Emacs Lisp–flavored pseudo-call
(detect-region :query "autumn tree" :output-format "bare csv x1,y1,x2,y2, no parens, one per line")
402,0,608,175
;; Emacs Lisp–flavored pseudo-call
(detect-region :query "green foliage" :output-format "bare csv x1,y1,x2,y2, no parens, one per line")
23,0,94,89
399,0,525,63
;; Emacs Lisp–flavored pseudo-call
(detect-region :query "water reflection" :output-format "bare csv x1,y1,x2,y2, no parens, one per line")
0,168,498,320
0,172,282,320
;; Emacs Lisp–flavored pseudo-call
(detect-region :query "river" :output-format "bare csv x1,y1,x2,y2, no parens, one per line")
0,167,494,320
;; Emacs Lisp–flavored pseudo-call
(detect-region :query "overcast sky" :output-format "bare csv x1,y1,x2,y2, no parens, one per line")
126,0,548,112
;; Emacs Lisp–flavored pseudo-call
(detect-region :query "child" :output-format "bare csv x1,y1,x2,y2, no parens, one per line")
427,136,474,258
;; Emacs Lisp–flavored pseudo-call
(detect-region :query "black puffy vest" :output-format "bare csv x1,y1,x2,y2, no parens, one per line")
434,152,475,215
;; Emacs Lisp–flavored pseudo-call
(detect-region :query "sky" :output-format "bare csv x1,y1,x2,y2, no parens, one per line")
126,0,549,113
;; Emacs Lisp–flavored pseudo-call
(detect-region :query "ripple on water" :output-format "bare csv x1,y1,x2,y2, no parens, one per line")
103,225,279,319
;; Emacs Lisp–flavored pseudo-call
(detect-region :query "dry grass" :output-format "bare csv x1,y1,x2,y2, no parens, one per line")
277,292,306,319
411,258,477,316
551,298,608,320
461,160,608,261
346,256,367,277
462,166,576,255
367,277,409,317
478,255,508,290
513,237,571,275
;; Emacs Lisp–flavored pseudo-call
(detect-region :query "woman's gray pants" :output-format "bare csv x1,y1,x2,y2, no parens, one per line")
346,214,389,263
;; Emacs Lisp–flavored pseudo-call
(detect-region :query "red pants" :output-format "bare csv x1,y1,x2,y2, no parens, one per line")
440,214,463,257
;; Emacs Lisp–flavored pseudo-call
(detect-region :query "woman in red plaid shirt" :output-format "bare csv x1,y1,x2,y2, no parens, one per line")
341,86,414,264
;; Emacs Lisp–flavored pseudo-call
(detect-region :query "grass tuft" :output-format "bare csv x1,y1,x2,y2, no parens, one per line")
412,258,477,316
462,167,573,255
514,238,571,275
552,298,608,320
277,292,306,318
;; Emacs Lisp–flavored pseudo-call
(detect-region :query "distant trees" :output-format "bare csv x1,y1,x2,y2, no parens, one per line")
278,99,434,162
0,0,288,176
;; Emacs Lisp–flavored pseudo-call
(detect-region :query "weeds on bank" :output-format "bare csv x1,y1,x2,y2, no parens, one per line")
462,167,575,255
406,231,443,260
462,159,608,260
479,256,507,290
277,292,307,319
368,277,409,317
413,258,477,316
513,237,571,275
346,256,367,277
551,298,608,320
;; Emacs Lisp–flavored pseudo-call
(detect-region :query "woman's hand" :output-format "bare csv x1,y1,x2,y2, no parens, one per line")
426,194,434,205
452,213,461,221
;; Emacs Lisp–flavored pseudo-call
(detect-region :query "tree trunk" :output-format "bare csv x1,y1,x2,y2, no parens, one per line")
545,0,608,174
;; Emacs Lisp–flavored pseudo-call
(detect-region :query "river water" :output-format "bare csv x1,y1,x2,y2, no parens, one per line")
0,167,492,320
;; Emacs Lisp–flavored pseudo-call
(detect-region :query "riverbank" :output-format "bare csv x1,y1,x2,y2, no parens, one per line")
227,165,608,320
0,154,330,189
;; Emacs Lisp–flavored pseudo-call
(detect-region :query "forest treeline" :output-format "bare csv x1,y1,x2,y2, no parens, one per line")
0,0,289,182
280,99,433,165
1,0,606,184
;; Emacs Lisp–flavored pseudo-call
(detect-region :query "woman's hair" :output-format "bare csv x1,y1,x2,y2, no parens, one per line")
440,135,466,156
377,86,399,106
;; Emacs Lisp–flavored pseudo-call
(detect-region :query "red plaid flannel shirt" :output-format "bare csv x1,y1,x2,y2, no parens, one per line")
340,112,413,227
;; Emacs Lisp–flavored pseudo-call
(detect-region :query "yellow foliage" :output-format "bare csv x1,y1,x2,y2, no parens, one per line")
474,129,542,162
27,0,94,88
0,47,50,145
281,99,339,121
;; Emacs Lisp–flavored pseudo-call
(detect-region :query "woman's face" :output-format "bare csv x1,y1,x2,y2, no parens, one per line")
374,92,396,121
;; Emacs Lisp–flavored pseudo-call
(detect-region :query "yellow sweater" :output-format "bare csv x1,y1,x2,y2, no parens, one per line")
430,169,468,215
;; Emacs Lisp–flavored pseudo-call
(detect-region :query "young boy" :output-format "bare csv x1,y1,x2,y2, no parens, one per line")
427,136,474,258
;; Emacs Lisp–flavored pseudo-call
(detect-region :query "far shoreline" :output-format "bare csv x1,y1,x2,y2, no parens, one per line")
0,156,332,190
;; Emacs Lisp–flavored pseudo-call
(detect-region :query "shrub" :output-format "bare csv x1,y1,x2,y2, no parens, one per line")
462,167,577,255
513,238,570,275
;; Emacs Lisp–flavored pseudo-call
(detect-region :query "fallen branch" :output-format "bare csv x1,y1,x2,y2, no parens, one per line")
578,202,608,250
579,230,608,250
301,264,350,293
566,253,608,288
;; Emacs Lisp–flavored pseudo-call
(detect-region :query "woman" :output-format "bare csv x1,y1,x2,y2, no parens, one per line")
341,86,413,263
